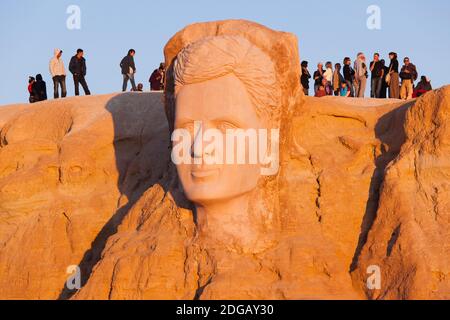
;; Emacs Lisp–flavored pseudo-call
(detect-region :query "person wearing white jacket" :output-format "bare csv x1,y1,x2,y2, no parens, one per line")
322,62,333,96
49,49,67,99
354,52,368,98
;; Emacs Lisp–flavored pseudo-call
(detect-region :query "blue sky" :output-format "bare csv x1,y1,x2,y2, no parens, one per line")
0,0,449,105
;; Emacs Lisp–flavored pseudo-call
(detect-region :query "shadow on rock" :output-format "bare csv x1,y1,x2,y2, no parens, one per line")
349,100,414,272
58,92,173,299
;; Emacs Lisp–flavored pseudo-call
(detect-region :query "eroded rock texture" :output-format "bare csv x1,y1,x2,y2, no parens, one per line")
0,93,170,299
0,20,448,300
353,87,450,300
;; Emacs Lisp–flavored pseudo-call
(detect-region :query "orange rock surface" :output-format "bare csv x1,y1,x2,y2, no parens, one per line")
0,20,448,300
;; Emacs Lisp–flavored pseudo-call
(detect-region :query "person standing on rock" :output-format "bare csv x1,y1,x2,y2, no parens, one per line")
313,63,325,95
370,53,384,98
69,49,91,96
323,62,333,95
354,53,368,98
380,59,389,98
343,57,355,97
387,52,400,99
32,74,47,102
332,63,344,96
400,57,418,100
49,49,67,99
300,61,311,96
120,49,137,92
28,76,36,103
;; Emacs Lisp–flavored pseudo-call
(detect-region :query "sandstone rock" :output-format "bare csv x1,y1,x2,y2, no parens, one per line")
74,20,425,300
353,87,450,299
0,93,170,299
72,93,416,300
0,20,448,300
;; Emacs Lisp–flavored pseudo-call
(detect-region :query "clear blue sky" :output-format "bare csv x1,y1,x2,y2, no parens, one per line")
1,0,449,105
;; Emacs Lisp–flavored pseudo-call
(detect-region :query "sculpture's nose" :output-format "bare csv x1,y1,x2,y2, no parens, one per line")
192,121,203,160
191,121,217,162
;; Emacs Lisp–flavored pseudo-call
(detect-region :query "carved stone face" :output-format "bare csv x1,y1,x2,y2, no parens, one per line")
174,74,264,206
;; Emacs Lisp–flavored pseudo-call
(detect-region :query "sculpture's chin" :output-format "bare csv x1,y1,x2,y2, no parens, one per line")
184,187,255,208
179,168,261,208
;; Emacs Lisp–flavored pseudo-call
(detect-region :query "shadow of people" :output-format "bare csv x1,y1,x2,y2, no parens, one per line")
58,92,173,299
349,100,415,272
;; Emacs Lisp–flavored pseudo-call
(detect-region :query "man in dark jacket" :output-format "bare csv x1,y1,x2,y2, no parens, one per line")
69,49,91,96
300,61,311,96
399,57,418,100
343,57,355,97
120,49,137,92
32,74,47,102
370,53,384,98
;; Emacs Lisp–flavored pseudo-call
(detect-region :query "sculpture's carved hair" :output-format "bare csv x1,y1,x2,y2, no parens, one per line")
173,35,281,127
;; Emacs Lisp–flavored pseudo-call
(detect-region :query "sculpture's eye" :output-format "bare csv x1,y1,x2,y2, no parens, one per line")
177,122,195,136
217,121,239,133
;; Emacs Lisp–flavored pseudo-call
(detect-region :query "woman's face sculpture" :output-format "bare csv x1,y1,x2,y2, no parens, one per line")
174,73,263,206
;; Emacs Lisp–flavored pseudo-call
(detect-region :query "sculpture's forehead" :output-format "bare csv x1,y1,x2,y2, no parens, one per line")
175,74,261,127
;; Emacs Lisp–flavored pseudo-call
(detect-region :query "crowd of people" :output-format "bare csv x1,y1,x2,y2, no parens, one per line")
27,48,165,103
27,48,433,104
301,52,433,100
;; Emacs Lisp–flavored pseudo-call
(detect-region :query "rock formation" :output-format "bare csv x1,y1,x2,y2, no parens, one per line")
353,87,450,299
0,93,170,299
0,20,448,300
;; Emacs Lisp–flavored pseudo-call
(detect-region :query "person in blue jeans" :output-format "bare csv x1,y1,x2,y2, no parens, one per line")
370,53,384,98
120,49,137,92
69,49,91,96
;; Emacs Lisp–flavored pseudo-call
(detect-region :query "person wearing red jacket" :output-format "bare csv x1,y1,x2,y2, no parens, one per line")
28,76,36,103
413,76,432,98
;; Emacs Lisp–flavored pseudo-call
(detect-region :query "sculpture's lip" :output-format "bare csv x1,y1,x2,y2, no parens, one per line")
190,168,220,179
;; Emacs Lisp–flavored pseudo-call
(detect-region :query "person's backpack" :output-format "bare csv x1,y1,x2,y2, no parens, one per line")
411,64,418,81
120,56,129,74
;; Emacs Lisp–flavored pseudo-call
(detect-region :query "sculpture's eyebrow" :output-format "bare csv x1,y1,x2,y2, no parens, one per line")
210,117,246,128
174,117,196,127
